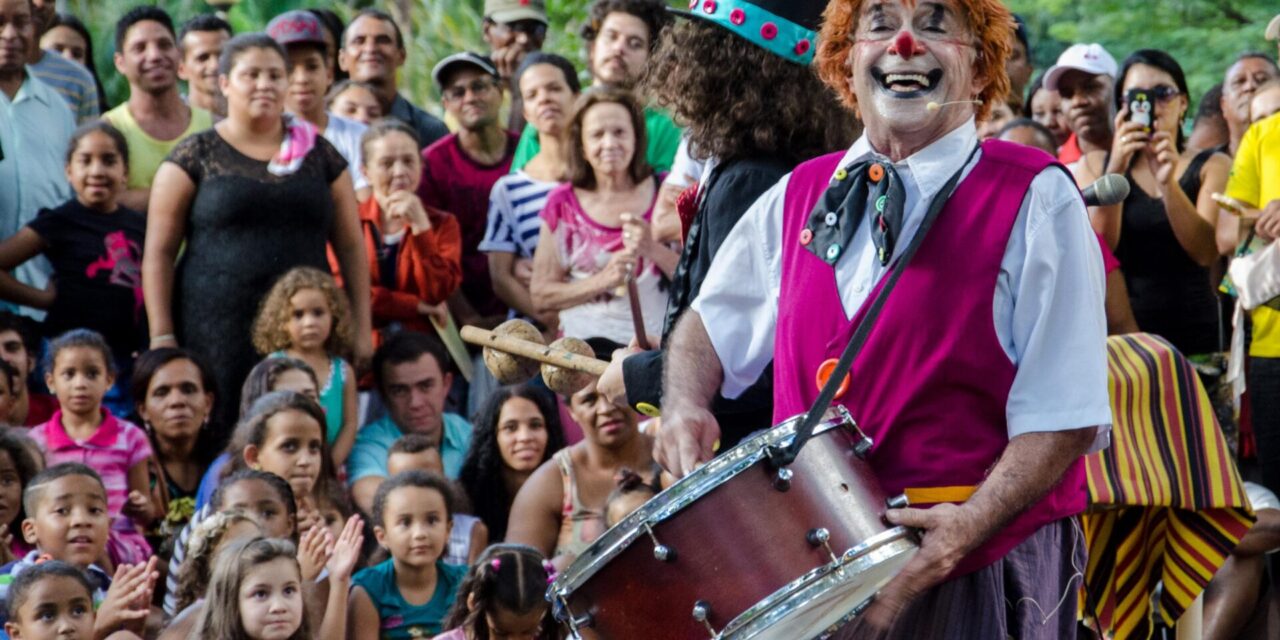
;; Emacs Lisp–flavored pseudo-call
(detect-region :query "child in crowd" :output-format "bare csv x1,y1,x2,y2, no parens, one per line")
27,331,157,566
253,268,358,466
349,471,466,640
163,469,299,617
194,357,320,511
172,510,264,615
0,464,156,636
436,544,559,640
388,434,487,566
190,537,310,640
603,467,660,528
0,123,147,412
317,480,355,546
326,80,383,125
4,560,143,640
0,431,41,564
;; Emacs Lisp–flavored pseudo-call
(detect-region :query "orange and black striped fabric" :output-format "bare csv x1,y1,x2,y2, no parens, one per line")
1081,333,1255,638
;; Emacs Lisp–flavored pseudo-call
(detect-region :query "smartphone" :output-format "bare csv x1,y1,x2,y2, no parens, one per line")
1126,89,1152,132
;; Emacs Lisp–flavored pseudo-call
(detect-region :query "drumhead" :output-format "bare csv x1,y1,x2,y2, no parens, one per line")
727,530,917,639
550,407,857,598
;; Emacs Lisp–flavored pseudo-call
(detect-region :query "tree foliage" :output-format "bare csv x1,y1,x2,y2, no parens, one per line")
1010,0,1279,108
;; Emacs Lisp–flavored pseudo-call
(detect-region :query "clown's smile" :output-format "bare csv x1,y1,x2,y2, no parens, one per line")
872,66,943,98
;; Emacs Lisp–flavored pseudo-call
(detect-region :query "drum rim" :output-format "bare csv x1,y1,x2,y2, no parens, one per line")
722,526,917,639
549,406,856,598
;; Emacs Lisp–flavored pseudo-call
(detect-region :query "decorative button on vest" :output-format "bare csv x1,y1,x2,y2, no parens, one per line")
815,358,851,398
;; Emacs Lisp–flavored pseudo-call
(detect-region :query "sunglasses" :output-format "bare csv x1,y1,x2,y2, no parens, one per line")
1126,85,1180,102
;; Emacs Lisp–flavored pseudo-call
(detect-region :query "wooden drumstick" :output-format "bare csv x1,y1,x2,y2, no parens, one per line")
460,326,609,376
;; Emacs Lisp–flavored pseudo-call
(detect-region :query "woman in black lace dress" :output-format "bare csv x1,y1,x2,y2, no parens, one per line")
143,34,371,443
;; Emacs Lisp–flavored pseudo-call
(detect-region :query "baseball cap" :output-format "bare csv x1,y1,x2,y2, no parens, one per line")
432,52,499,90
484,0,548,25
266,10,326,47
1267,14,1280,41
1043,43,1118,92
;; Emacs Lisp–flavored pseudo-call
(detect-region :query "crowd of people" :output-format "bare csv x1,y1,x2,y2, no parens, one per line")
0,0,1277,637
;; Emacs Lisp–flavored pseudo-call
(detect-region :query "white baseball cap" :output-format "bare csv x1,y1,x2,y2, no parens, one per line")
1267,14,1280,41
1043,43,1119,92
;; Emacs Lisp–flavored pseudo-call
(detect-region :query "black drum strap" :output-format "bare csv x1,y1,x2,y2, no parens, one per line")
767,144,979,469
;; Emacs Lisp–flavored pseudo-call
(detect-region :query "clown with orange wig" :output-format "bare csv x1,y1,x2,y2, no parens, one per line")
656,1,1111,637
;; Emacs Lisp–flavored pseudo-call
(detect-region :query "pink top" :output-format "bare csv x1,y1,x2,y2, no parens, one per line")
432,629,466,640
28,409,153,528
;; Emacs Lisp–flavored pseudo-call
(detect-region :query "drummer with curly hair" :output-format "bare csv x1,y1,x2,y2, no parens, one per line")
657,1,1111,637
595,0,856,450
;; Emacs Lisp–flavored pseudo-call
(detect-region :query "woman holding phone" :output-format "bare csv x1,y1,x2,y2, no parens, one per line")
1074,49,1230,356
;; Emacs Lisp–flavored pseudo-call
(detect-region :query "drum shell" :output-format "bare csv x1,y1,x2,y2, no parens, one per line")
560,422,897,639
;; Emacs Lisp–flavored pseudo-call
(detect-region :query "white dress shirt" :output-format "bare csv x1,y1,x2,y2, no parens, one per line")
692,119,1112,448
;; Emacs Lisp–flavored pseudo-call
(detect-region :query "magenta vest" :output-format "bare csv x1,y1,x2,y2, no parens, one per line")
773,140,1087,577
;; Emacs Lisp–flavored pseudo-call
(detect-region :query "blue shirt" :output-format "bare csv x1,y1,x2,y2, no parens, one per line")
28,50,100,124
351,558,466,639
0,70,74,319
347,413,472,483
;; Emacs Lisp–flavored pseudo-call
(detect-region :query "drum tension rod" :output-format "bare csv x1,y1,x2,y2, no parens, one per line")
556,595,593,638
643,522,676,562
692,600,719,638
807,527,842,569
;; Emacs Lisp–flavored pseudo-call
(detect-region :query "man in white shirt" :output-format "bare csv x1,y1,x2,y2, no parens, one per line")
655,1,1110,637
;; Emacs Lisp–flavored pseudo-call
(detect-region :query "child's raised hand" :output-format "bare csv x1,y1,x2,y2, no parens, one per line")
297,524,331,583
325,515,365,583
122,490,152,523
96,558,158,636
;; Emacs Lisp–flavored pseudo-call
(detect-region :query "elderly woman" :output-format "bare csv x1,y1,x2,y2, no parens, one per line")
530,87,677,343
481,53,581,329
143,34,372,441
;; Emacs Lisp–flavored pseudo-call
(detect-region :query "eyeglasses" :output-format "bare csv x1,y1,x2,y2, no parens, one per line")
1127,85,1181,103
443,78,499,102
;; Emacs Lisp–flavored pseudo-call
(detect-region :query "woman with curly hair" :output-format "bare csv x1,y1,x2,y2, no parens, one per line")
252,267,358,464
458,385,565,542
598,0,856,450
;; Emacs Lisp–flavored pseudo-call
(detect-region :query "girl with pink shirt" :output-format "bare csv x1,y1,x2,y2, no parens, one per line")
27,329,158,566
433,544,557,640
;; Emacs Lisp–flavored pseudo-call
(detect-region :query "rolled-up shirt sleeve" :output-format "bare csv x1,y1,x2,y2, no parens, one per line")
690,175,790,399
1003,168,1112,452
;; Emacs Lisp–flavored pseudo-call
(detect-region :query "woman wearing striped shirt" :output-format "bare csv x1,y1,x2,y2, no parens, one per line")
481,53,579,329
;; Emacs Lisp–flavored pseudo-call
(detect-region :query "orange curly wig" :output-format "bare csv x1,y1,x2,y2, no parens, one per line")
815,0,1014,121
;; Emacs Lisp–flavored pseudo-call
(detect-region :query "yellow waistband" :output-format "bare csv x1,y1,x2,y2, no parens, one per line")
903,485,978,505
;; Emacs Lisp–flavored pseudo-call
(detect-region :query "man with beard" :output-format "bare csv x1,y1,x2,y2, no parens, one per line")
510,0,681,173
26,0,98,123
177,14,231,119
102,6,212,212
1044,42,1117,166
657,0,1109,637
418,52,519,327
596,0,855,450
339,9,449,150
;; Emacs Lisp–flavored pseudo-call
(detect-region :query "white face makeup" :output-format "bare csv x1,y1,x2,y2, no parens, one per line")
848,1,983,146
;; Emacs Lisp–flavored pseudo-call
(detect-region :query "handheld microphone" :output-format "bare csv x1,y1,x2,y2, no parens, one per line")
926,99,983,112
1081,174,1130,207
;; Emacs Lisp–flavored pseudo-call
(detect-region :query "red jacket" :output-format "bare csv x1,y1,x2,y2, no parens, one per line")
330,196,463,342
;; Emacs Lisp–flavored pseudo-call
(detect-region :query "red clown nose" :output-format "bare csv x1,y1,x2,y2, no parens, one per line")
888,31,925,59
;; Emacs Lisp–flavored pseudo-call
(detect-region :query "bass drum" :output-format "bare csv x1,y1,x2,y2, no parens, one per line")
549,407,917,639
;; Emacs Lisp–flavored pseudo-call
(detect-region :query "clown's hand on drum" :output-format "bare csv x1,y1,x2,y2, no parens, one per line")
655,402,719,478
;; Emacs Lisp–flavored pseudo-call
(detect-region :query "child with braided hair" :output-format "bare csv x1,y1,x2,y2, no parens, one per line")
434,543,560,640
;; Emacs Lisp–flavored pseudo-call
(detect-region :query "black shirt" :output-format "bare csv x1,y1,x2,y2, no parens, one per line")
622,156,790,449
28,199,147,360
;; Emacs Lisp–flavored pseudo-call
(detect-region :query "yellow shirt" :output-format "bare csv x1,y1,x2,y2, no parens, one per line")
1225,112,1280,357
101,103,213,190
